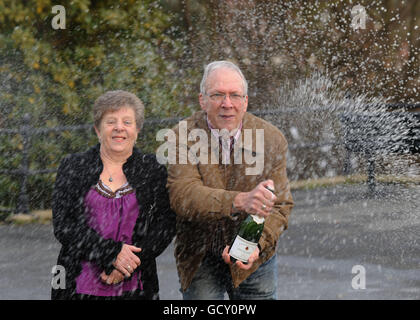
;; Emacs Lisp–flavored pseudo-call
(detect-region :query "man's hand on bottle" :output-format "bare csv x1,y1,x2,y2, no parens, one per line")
222,245,260,270
233,180,277,217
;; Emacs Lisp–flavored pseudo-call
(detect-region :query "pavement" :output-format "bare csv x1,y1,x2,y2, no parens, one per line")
0,183,419,300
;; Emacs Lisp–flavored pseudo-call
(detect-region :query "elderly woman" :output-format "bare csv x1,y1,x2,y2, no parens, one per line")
51,90,176,300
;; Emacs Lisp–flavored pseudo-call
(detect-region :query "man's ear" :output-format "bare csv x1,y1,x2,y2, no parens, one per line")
199,93,207,111
244,95,248,113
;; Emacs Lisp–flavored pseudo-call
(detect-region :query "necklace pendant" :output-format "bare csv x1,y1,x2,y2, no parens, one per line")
109,177,113,182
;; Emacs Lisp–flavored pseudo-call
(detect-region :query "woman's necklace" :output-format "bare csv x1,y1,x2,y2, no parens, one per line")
100,150,125,183
105,166,113,182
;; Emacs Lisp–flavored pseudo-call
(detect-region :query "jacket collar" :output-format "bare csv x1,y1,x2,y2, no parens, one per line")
239,112,259,155
195,111,260,155
83,144,103,186
85,143,146,183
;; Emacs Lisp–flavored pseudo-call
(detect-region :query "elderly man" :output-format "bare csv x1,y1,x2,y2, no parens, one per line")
167,61,294,300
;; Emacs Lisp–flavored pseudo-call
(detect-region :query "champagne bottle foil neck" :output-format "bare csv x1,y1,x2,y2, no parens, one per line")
251,215,265,224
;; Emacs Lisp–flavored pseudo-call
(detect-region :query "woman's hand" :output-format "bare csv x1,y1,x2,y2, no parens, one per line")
100,269,125,285
113,244,142,277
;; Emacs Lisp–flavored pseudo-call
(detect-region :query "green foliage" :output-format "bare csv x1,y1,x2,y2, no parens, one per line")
0,0,194,123
0,0,198,210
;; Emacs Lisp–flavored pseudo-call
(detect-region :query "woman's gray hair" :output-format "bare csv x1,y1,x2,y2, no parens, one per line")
200,60,248,95
93,90,145,130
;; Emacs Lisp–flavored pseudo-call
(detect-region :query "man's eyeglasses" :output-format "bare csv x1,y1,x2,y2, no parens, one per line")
206,93,246,104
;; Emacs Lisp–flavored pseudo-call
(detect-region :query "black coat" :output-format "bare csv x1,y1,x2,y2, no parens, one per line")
51,144,176,299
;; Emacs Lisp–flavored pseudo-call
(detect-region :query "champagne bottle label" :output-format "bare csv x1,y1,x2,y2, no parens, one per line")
229,235,258,263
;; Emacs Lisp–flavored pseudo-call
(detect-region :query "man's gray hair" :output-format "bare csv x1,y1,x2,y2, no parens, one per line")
93,90,145,131
200,60,248,95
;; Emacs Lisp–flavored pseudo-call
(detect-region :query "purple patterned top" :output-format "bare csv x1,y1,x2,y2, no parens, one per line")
75,180,142,296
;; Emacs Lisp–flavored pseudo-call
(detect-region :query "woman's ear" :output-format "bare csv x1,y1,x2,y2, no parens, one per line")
94,125,101,142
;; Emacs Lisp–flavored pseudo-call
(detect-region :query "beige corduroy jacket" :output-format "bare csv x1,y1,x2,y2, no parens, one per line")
166,110,294,290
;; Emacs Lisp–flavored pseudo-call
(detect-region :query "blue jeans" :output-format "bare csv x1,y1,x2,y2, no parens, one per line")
182,253,278,300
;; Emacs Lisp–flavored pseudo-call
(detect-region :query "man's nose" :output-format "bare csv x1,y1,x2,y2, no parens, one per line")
221,95,234,108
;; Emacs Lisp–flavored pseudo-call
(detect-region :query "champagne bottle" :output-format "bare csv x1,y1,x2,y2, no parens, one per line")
229,185,275,264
